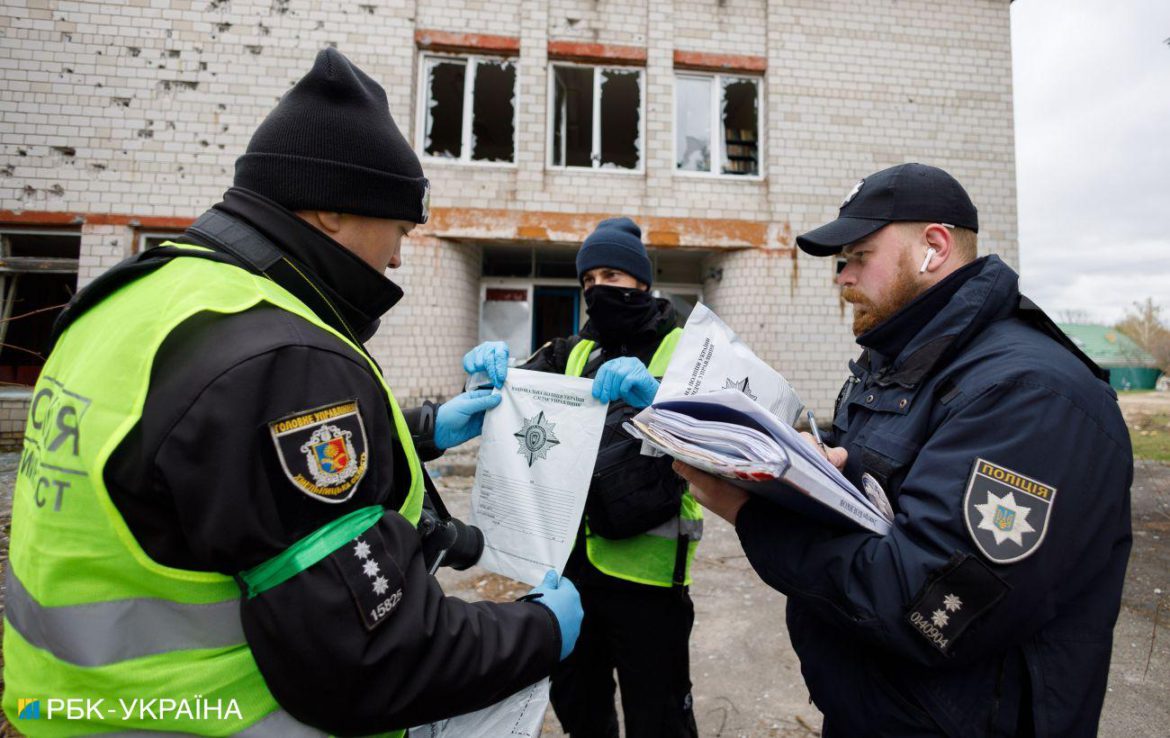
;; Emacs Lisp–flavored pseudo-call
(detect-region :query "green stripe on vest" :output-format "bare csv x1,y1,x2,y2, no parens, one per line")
565,327,703,587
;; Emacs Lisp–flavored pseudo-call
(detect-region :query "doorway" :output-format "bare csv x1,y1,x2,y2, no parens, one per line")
532,286,580,351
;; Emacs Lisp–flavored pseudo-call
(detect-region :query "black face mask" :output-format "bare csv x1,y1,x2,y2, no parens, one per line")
584,285,658,343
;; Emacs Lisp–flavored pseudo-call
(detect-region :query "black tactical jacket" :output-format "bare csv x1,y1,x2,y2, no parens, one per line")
736,256,1131,737
90,187,558,734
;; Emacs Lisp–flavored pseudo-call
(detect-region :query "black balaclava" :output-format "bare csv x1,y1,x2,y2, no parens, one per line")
584,285,658,344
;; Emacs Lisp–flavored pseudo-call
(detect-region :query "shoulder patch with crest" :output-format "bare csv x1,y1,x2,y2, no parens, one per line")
962,458,1056,564
269,400,368,503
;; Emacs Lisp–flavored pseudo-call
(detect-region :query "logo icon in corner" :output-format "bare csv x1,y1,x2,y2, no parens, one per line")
514,411,561,467
840,178,865,208
17,699,41,720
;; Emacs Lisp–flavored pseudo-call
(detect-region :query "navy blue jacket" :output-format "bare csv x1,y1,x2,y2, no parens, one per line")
735,256,1132,737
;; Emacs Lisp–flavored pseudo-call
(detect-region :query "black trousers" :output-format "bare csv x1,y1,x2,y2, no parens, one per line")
549,582,699,738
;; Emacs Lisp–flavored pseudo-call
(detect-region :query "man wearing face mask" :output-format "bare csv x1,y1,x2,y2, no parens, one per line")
464,217,702,737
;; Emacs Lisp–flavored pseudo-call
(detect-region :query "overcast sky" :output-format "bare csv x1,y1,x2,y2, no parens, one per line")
1011,0,1170,324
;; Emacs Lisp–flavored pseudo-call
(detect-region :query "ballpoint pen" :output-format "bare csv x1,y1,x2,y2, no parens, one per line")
807,410,827,454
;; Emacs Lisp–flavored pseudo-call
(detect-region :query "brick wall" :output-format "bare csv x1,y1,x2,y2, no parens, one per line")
371,235,483,404
0,392,31,451
78,223,133,286
1,0,1018,440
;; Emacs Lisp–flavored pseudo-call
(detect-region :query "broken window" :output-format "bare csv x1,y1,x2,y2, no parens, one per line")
139,231,186,252
422,55,516,163
551,64,642,170
674,73,760,176
0,229,80,387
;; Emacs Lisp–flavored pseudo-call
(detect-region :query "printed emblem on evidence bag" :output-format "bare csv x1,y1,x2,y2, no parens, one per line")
723,376,758,402
514,411,560,467
962,458,1056,564
269,400,369,503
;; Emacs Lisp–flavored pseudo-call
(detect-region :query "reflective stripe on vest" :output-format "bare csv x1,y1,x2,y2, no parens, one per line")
644,514,704,542
5,567,244,667
565,327,703,587
3,247,420,737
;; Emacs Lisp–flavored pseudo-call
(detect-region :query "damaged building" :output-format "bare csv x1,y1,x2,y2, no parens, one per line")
0,0,1019,444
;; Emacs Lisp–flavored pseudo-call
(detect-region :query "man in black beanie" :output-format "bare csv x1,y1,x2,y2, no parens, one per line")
4,48,582,736
464,216,702,737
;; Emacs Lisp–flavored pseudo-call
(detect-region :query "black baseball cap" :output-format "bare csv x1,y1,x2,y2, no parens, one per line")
796,163,979,256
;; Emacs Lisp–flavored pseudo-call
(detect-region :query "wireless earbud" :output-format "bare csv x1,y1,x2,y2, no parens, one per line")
918,248,937,274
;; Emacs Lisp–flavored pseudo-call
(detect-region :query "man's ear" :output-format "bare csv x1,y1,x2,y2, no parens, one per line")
317,211,343,234
921,223,956,267
638,281,650,291
295,210,343,235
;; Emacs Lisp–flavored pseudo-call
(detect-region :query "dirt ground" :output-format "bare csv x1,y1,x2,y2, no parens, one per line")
432,391,1170,737
431,455,1170,738
0,392,1166,737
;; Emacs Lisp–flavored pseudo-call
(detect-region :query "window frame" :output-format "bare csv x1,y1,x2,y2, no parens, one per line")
415,51,519,168
672,71,764,181
479,277,705,358
136,230,187,253
546,61,646,175
0,226,81,389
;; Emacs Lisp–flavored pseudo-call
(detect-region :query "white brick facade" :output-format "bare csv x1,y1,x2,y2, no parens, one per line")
0,0,1017,443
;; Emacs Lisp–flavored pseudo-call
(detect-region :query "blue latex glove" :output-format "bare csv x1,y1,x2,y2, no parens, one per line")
462,341,510,388
434,389,501,450
524,570,583,660
592,356,660,408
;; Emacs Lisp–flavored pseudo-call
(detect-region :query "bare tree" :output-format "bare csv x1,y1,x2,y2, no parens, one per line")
1115,298,1170,373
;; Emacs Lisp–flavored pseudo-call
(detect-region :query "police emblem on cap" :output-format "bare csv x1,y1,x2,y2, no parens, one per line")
269,400,369,503
840,178,864,208
420,181,431,224
962,458,1056,564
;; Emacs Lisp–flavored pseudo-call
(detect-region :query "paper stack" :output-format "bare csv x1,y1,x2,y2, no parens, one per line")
627,391,893,534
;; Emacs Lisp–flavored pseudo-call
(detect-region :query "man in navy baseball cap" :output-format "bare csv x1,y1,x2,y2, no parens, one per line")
676,159,1132,738
796,162,978,256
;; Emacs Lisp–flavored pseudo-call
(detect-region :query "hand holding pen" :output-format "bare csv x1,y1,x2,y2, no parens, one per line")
804,410,848,471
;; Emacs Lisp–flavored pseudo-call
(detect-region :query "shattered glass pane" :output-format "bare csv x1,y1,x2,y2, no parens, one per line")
471,59,516,162
599,69,640,169
553,66,594,167
675,76,711,171
425,59,465,159
720,77,759,176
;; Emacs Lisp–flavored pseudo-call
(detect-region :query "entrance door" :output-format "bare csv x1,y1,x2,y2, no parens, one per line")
532,286,580,352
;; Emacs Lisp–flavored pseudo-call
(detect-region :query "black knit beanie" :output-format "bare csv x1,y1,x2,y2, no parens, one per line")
235,48,430,223
576,217,653,286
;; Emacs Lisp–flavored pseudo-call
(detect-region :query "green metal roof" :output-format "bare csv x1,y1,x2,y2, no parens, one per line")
1057,323,1159,368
